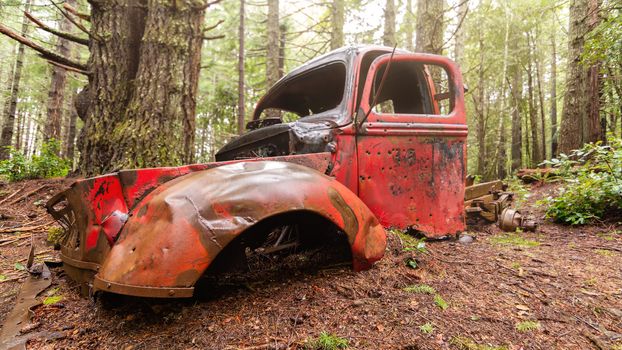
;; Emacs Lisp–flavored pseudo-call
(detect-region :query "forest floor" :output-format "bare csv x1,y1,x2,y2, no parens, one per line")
0,178,621,350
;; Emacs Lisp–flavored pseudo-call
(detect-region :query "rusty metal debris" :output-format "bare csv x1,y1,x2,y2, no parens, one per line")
464,180,537,232
498,208,537,232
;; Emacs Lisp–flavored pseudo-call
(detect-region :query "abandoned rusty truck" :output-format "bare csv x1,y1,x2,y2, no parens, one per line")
47,45,473,298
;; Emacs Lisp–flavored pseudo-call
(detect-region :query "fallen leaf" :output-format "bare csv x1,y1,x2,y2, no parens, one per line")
0,274,6,281
43,295,63,305
14,262,25,271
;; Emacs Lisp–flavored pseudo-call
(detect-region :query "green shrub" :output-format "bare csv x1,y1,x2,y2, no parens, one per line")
541,136,622,225
0,140,69,182
305,332,349,350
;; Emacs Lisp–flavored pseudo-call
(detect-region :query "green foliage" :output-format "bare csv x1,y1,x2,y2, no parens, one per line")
419,322,434,334
392,229,427,253
0,274,6,281
43,295,63,305
433,294,449,310
14,262,25,271
305,332,349,350
541,136,622,225
0,140,69,182
404,284,436,294
489,233,540,248
47,226,64,245
515,321,540,332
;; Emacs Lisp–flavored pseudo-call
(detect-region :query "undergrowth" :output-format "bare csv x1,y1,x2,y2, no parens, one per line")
305,332,349,350
404,284,436,294
515,321,540,332
540,136,622,225
0,140,69,182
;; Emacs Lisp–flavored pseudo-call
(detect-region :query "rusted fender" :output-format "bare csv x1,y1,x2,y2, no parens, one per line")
93,161,386,297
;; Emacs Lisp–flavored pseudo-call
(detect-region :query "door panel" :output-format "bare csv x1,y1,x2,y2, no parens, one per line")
355,53,467,237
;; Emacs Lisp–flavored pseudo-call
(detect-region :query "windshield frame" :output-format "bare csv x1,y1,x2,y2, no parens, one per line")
252,49,357,125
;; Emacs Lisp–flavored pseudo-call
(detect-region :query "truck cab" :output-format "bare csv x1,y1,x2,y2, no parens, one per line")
217,45,467,237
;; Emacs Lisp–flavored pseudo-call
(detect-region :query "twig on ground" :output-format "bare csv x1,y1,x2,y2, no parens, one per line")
9,185,49,205
0,189,24,205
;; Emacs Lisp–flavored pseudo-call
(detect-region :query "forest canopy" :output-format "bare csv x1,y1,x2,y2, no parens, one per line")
0,0,620,178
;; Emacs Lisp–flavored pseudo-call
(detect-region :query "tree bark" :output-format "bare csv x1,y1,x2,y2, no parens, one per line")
383,0,396,47
404,0,414,51
415,0,444,54
453,0,468,64
330,0,345,50
559,0,602,153
510,68,523,172
266,0,280,88
535,38,547,161
550,32,558,157
0,0,31,160
65,92,78,164
476,38,486,176
527,32,541,166
78,0,204,175
237,0,245,135
44,0,75,145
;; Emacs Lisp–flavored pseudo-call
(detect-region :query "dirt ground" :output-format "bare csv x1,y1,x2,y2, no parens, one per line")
0,178,621,350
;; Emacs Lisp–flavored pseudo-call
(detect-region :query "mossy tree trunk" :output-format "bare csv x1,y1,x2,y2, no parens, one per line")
78,0,205,175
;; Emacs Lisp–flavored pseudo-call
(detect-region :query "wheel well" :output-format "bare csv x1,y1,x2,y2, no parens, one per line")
203,210,352,277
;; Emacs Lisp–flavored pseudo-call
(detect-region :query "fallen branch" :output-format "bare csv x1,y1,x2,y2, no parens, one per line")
589,245,622,253
0,23,87,71
9,185,48,205
0,189,24,206
24,12,89,46
0,222,52,234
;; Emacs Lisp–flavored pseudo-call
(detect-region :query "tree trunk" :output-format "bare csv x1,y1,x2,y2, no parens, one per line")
266,0,280,88
44,0,75,145
453,0,468,64
65,92,78,164
404,0,414,51
585,0,603,144
415,0,444,54
510,68,523,172
330,0,345,50
383,0,396,46
15,107,24,151
495,8,510,179
535,40,547,161
78,0,205,175
237,0,245,135
550,32,558,157
559,0,602,153
278,23,286,77
527,33,541,166
0,0,31,160
476,39,486,177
